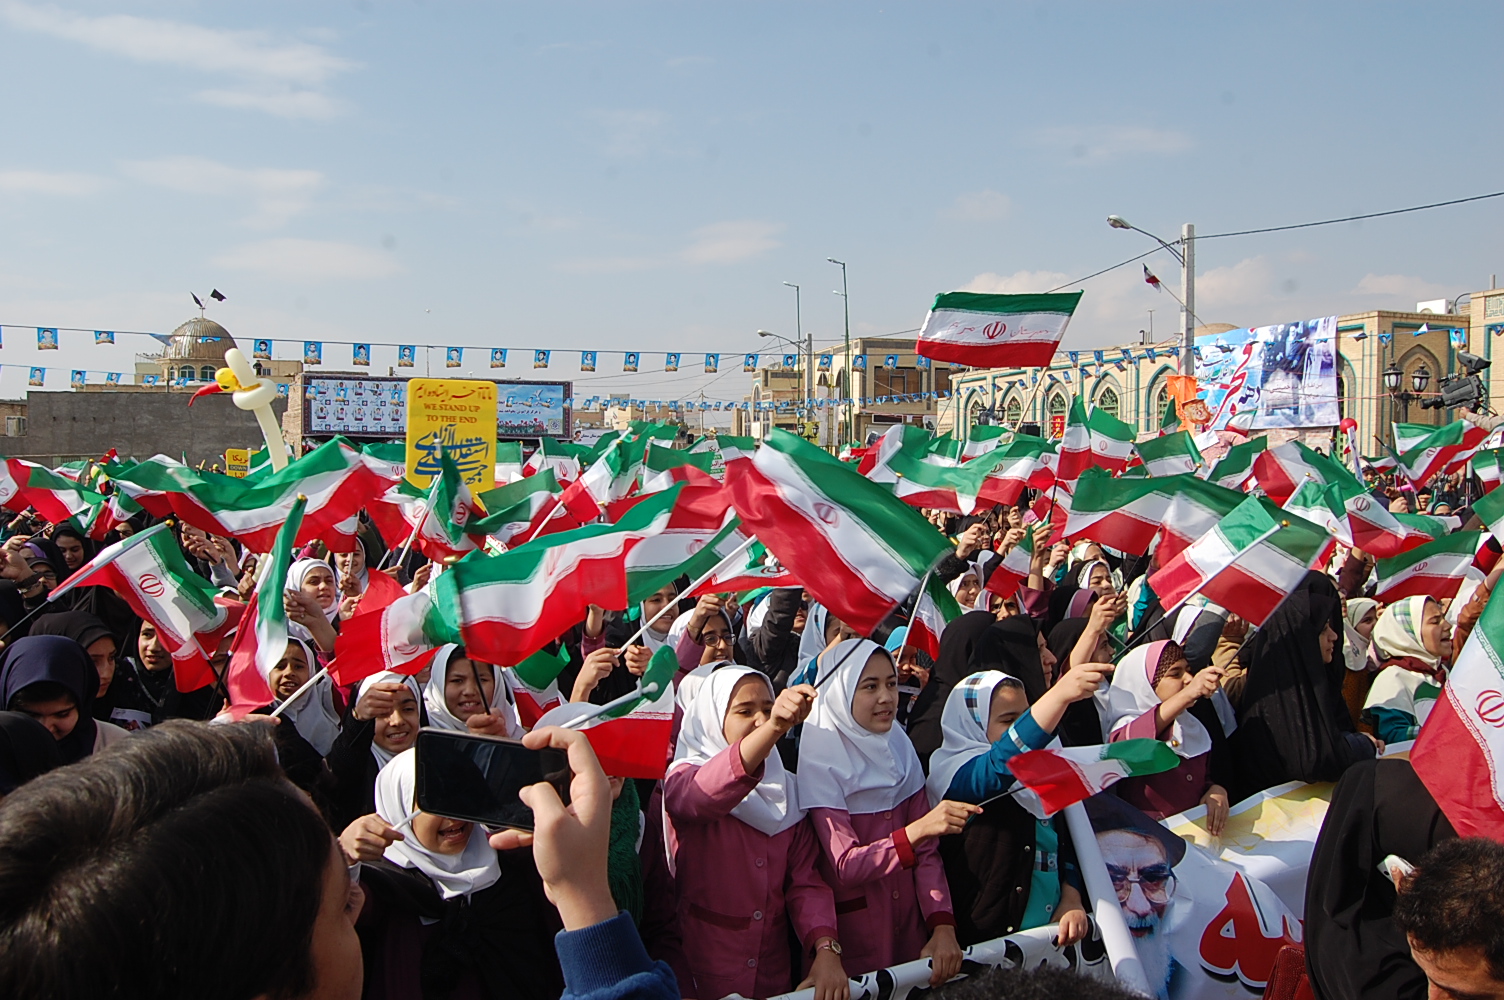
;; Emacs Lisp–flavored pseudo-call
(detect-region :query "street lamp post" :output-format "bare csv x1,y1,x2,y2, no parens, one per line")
758,329,805,435
828,258,851,444
1108,216,1196,374
1382,363,1431,425
782,281,810,426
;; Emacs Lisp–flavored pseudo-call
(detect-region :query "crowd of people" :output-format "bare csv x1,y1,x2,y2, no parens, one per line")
0,448,1498,1000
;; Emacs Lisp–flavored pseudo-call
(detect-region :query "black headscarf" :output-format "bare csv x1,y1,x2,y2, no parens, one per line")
0,710,63,793
1229,572,1373,800
1046,617,1107,748
31,611,118,721
50,524,97,570
0,635,99,763
1305,758,1455,1000
908,612,1048,767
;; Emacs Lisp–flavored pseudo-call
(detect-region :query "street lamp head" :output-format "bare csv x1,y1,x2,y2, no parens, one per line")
1382,364,1402,392
1107,215,1132,230
827,257,845,266
782,281,798,289
757,330,773,338
1413,366,1432,393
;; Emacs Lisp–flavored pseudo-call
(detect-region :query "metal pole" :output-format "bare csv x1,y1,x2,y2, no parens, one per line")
1181,223,1196,375
830,259,851,445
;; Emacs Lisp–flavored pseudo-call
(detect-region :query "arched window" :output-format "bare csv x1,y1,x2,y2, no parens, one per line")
1096,386,1120,420
1047,392,1067,438
1005,397,1022,426
200,365,216,382
1153,383,1170,421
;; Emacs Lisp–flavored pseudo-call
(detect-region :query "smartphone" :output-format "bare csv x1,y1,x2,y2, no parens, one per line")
414,728,571,832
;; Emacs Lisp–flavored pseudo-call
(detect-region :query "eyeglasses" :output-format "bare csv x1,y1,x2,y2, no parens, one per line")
1106,864,1176,903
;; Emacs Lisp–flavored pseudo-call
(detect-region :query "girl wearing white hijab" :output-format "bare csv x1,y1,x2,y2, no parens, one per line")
354,748,562,999
1364,596,1451,744
326,669,423,830
423,645,524,739
923,669,1091,947
285,558,340,651
1106,639,1232,830
664,666,848,1000
799,638,965,987
266,637,343,757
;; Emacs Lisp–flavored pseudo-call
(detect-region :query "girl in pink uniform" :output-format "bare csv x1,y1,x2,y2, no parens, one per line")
799,639,975,987
665,665,849,1000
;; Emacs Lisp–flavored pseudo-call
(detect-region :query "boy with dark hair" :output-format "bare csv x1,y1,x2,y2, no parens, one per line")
930,964,1140,1000
1395,837,1504,1000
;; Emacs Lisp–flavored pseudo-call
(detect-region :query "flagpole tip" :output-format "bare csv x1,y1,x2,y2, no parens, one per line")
296,493,307,501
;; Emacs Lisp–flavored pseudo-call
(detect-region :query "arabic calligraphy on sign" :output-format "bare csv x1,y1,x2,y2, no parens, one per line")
405,378,497,490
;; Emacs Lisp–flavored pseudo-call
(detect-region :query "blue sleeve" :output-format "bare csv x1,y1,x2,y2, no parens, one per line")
556,911,681,1000
1369,707,1419,745
1130,579,1157,632
944,708,1053,803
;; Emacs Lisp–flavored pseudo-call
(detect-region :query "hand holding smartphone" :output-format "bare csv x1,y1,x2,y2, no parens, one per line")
414,728,572,832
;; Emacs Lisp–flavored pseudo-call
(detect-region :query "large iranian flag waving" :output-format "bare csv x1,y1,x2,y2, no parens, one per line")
51,523,235,692
916,291,1083,368
1413,581,1504,837
729,429,950,635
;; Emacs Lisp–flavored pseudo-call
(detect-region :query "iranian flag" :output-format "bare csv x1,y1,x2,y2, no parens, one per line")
1207,437,1266,490
225,496,307,713
507,646,569,727
1149,495,1329,626
916,291,1083,368
728,429,950,635
367,450,481,562
960,425,1011,461
1397,420,1488,484
614,482,744,603
436,490,677,666
1343,491,1418,558
2,459,100,523
1474,449,1504,494
984,529,1036,599
81,490,143,542
1008,739,1183,816
1412,581,1504,838
495,441,525,485
50,523,234,692
523,437,590,483
1134,430,1204,477
1473,486,1504,541
330,590,444,686
908,574,963,659
1252,441,1339,505
107,439,394,553
684,538,796,595
470,470,579,547
640,441,715,494
558,430,670,522
977,434,1057,507
863,425,1020,515
1157,477,1257,564
532,645,678,779
716,436,758,474
1374,531,1485,602
1282,480,1353,545
1065,473,1184,556
1394,422,1437,454
1056,398,1136,481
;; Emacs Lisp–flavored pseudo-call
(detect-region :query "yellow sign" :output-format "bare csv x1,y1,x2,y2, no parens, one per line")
224,448,251,478
404,378,497,490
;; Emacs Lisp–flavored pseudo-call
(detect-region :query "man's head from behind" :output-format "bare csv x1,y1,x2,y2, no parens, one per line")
1395,837,1504,1000
0,720,362,1000
931,965,1141,1000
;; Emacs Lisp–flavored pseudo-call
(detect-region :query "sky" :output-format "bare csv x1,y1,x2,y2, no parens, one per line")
1,1,1502,405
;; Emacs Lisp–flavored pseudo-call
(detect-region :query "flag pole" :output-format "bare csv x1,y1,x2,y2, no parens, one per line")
0,522,169,642
613,534,759,651
377,473,443,572
891,567,933,672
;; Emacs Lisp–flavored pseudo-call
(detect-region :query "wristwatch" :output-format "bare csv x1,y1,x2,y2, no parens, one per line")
814,940,843,957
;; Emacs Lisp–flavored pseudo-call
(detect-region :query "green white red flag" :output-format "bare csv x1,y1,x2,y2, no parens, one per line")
684,538,796,595
917,291,1083,368
531,645,679,779
1374,530,1485,602
729,429,950,635
506,646,569,727
983,529,1036,599
1133,430,1204,477
330,590,444,686
51,522,235,692
862,425,1019,515
1206,436,1265,490
367,450,480,562
1007,739,1182,815
470,470,579,547
1396,420,1488,483
1412,580,1504,838
908,573,963,658
1149,494,1329,626
1056,397,1136,481
1474,449,1504,493
225,496,307,713
639,441,715,494
1065,473,1189,556
523,437,590,483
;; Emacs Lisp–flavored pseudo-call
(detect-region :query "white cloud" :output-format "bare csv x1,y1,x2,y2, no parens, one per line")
0,169,106,196
944,189,1012,222
560,220,783,273
1353,272,1452,302
1031,125,1193,164
680,221,783,264
962,269,1071,294
121,156,324,229
212,239,400,281
0,2,355,119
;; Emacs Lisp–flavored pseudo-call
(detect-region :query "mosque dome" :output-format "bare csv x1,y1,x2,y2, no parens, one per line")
162,317,236,361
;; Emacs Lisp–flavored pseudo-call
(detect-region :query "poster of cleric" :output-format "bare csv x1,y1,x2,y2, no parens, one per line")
1192,316,1340,431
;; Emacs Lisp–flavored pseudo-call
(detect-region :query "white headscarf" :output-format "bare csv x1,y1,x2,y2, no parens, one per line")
272,637,342,756
373,749,501,900
288,558,340,623
925,670,1024,807
794,603,830,682
797,639,925,814
1372,595,1444,670
1343,597,1380,673
357,670,422,768
1106,640,1211,759
672,666,804,836
422,645,522,737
